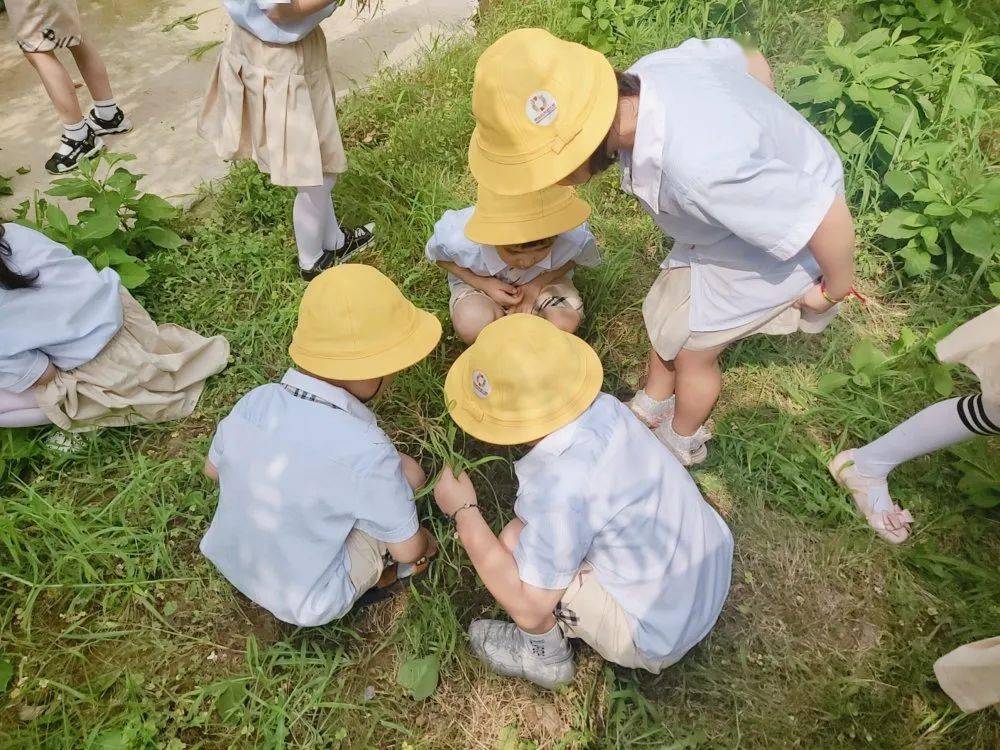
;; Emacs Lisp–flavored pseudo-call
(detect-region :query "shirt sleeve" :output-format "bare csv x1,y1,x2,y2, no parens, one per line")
675,37,748,71
207,420,226,467
513,485,593,590
675,157,837,261
354,443,420,543
572,230,602,269
0,349,49,393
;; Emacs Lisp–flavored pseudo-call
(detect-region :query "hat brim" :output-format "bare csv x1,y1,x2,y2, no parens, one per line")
443,333,603,445
290,309,442,381
468,55,618,196
464,193,592,246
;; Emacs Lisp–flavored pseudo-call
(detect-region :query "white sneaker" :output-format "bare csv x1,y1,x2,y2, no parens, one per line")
627,390,675,428
654,420,712,466
468,620,575,690
829,450,913,544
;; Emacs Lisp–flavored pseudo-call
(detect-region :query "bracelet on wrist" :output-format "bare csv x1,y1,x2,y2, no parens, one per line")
448,503,478,524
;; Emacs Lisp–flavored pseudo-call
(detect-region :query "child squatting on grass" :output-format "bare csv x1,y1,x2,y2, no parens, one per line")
468,29,859,466
0,223,229,431
434,314,734,690
199,0,376,280
425,184,601,344
200,265,441,626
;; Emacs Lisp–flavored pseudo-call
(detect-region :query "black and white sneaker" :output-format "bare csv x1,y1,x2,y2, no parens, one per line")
299,223,376,280
86,106,133,136
44,127,105,175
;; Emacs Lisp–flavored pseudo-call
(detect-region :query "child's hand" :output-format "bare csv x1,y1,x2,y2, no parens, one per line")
434,466,478,517
796,283,836,314
480,277,522,308
510,279,543,315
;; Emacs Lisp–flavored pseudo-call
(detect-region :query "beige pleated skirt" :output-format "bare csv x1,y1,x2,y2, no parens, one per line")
936,304,1000,403
36,289,230,432
198,23,348,188
934,636,1000,712
642,267,838,360
6,0,82,52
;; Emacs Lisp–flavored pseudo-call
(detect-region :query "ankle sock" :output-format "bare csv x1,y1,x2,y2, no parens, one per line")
521,623,570,662
63,119,88,142
92,98,119,120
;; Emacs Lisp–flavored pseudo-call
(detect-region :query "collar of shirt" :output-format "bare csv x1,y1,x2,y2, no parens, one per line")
515,406,586,476
280,368,377,426
619,68,667,214
480,243,555,277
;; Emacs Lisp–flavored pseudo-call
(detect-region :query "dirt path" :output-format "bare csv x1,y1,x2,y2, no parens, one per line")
0,0,476,210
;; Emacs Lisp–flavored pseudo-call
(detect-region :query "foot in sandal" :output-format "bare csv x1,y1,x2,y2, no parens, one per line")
829,450,914,544
353,550,435,610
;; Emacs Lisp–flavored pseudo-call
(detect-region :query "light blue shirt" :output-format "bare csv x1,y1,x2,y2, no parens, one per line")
0,223,122,393
513,394,733,664
224,0,339,44
425,207,601,291
201,369,419,626
620,38,845,331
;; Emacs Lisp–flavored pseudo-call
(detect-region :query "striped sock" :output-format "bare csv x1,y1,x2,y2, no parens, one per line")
956,393,1000,436
92,98,119,120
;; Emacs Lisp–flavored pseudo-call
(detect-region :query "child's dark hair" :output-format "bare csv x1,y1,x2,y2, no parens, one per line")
587,71,641,176
0,224,38,290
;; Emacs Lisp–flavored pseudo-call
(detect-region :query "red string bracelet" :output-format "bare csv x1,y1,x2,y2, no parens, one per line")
821,279,867,304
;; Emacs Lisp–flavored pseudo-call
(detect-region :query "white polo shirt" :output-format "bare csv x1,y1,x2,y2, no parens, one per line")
512,394,733,664
425,207,601,291
224,1,338,45
0,223,122,393
620,38,846,331
201,369,419,626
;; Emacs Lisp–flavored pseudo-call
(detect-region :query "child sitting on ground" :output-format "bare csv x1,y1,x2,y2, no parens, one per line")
425,185,600,343
434,314,733,689
201,265,442,626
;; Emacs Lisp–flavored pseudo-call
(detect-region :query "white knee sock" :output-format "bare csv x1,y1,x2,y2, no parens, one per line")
322,174,345,252
0,389,51,428
294,176,344,269
853,394,1000,479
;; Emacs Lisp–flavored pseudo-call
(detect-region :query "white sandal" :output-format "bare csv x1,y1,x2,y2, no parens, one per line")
829,450,914,544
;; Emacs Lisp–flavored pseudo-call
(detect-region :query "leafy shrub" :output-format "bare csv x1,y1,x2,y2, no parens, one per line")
565,0,654,54
860,0,972,41
12,152,185,289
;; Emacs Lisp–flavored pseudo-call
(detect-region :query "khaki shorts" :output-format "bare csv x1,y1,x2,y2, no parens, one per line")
344,529,391,603
642,267,838,361
555,566,671,674
449,278,584,318
7,0,82,52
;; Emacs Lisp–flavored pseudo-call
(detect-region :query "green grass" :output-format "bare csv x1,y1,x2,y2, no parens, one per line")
2,0,999,747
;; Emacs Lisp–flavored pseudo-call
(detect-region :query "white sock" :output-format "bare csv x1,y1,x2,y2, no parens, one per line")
57,119,89,156
521,623,570,662
321,174,345,252
853,394,999,479
92,98,118,120
293,184,330,269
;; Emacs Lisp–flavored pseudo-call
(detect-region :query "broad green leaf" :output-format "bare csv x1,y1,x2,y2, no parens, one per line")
0,658,13,693
919,226,939,246
816,372,851,394
849,340,889,373
142,226,185,249
891,326,919,354
786,79,843,104
951,217,996,259
990,281,1000,300
923,202,954,217
824,45,855,70
106,169,139,194
46,177,98,200
115,261,150,289
877,209,925,239
135,194,177,221
927,363,953,397
950,82,976,116
93,730,127,750
827,18,845,46
0,174,11,197
45,203,71,236
215,682,246,723
913,188,939,203
899,244,933,275
883,170,916,198
77,210,119,240
846,82,869,103
397,655,439,700
91,191,123,216
853,28,891,55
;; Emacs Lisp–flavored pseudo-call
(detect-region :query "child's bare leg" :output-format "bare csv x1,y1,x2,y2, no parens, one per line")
672,345,726,435
498,518,525,554
23,51,84,125
399,453,426,491
644,349,676,401
452,295,503,344
68,40,114,102
539,306,581,334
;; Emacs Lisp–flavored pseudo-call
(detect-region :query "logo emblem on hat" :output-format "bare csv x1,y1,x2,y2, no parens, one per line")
472,370,491,399
525,90,558,127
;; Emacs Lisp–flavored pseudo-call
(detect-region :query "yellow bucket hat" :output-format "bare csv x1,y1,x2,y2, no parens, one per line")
289,264,442,380
469,28,618,195
465,183,591,246
444,314,603,445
